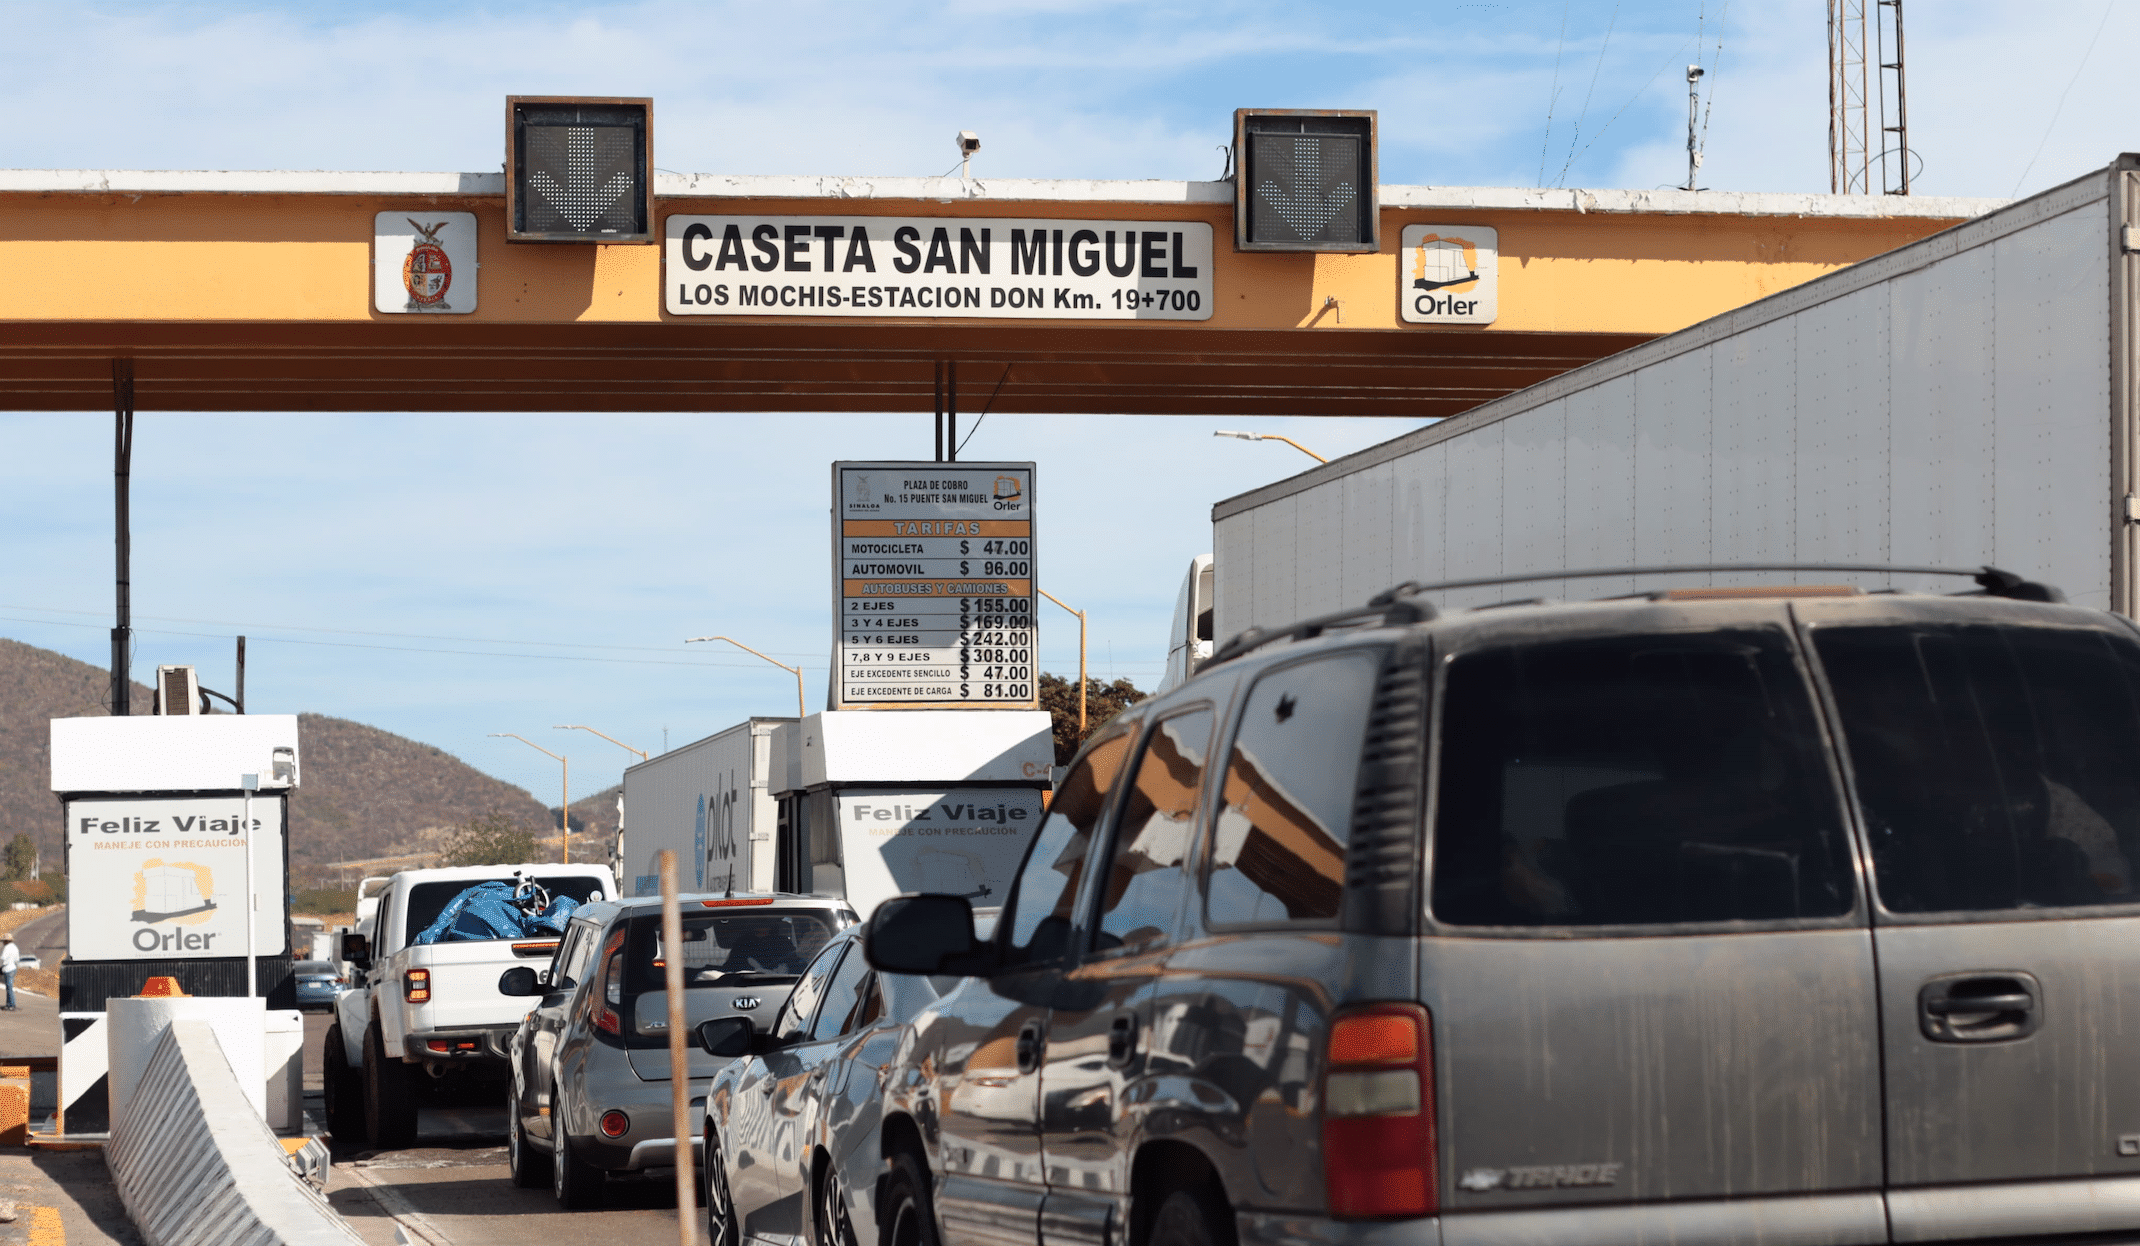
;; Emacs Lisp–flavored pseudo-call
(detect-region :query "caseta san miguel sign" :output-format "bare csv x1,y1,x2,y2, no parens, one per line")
66,796,287,960
1398,224,1498,325
667,217,1214,320
834,461,1037,709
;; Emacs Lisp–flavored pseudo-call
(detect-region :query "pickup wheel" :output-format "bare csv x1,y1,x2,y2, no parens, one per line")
507,1079,551,1188
879,1148,941,1246
363,1018,419,1150
321,1022,365,1145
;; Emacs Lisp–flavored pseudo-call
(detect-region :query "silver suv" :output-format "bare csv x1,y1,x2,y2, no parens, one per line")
500,894,854,1208
866,575,2140,1246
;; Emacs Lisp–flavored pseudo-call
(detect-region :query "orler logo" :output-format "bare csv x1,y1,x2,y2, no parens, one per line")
129,859,222,952
1399,224,1498,326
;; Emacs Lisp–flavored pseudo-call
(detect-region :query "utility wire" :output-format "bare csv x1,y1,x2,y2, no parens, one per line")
1537,0,1573,186
1556,0,1624,187
0,614,815,670
1562,33,1700,180
1697,1,1730,158
0,602,821,659
955,363,1015,457
2012,0,2114,196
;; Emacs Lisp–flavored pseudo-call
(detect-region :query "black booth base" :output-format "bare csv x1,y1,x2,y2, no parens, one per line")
60,956,296,1012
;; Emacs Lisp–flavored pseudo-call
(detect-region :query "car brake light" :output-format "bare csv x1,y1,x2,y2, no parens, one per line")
699,897,775,908
404,968,431,1004
1323,1003,1436,1219
597,1005,621,1035
599,1110,629,1138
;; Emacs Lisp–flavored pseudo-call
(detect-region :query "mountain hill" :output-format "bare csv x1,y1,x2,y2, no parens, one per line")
0,637,559,881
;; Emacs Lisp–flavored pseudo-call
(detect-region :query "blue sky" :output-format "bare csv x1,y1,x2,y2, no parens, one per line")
5,1,2138,804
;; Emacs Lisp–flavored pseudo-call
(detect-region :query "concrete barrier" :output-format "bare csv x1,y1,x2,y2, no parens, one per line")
106,1020,364,1246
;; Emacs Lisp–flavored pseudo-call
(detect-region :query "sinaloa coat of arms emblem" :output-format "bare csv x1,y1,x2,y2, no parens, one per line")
402,218,454,311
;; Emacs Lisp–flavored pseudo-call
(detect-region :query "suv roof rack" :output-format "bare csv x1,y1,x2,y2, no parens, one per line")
1201,563,2064,675
1372,562,2064,604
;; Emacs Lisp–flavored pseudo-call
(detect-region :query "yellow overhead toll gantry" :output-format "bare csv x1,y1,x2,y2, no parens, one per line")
0,170,2003,416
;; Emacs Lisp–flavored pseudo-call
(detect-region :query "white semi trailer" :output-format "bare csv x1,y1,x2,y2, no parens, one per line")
619,709,1053,920
617,717,787,899
1211,155,2140,627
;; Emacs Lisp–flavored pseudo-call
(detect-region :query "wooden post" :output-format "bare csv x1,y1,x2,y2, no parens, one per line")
659,850,701,1245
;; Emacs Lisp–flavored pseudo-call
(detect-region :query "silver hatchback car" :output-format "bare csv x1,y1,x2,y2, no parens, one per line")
867,574,2140,1246
500,893,854,1208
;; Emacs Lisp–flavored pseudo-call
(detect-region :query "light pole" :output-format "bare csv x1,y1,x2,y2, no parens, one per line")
686,635,808,720
240,771,258,998
1214,429,1328,463
491,733,570,864
1037,589,1088,739
554,724,649,762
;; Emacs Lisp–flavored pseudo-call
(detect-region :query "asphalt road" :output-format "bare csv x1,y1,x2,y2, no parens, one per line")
0,909,68,1060
306,1010,695,1246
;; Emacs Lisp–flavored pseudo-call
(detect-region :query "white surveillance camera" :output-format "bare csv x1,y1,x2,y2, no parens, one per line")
956,131,981,156
1687,65,1705,81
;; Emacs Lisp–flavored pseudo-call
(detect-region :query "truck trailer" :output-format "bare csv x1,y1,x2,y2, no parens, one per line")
619,709,1052,920
617,717,787,898
1212,155,2140,627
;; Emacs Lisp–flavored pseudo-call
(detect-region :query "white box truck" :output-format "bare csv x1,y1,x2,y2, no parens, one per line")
1211,155,2140,626
621,710,1053,920
617,717,788,898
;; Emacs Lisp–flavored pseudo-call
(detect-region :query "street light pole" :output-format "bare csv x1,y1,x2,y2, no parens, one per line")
490,733,569,864
1037,589,1088,740
554,724,649,762
685,635,808,720
1213,429,1329,463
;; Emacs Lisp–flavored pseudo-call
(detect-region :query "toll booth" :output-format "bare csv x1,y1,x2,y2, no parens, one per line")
47,713,303,1133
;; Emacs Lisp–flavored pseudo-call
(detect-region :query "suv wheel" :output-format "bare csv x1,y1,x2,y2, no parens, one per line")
878,1148,940,1246
362,1019,418,1150
321,1023,365,1145
552,1125,605,1209
506,1080,551,1188
1148,1183,1234,1246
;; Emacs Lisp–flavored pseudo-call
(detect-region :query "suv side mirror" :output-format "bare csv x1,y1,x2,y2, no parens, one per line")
340,932,371,968
863,894,995,977
497,966,540,996
697,1015,754,1058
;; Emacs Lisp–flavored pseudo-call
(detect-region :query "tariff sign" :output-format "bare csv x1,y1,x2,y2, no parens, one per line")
832,462,1038,709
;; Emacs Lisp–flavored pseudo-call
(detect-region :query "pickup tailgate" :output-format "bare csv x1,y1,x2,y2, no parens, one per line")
403,938,560,1031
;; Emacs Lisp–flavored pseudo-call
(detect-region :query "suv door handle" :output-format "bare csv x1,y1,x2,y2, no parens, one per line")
1016,1020,1045,1075
1106,1014,1139,1068
1919,972,2042,1042
1925,993,2033,1015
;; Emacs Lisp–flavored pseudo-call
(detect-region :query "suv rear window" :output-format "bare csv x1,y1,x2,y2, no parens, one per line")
1814,622,2140,913
627,910,842,991
1432,629,1855,927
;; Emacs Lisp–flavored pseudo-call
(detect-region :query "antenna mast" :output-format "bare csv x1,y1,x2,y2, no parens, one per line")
1829,0,1910,194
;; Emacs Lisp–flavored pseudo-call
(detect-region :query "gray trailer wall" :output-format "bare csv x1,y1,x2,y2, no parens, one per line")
1214,162,2130,632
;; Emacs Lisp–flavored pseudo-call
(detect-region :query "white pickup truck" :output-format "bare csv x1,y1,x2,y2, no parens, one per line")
323,863,615,1147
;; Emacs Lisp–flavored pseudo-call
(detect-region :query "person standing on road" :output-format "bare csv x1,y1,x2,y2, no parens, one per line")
2,935,20,1010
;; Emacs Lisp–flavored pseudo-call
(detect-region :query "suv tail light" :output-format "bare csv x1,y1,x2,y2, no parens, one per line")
404,968,431,1004
1323,1003,1436,1218
593,928,627,1036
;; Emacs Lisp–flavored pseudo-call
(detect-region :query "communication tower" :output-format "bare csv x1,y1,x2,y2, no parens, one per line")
1829,0,1911,194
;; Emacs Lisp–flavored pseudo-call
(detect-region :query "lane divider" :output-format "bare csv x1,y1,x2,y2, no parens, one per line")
105,1020,364,1246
